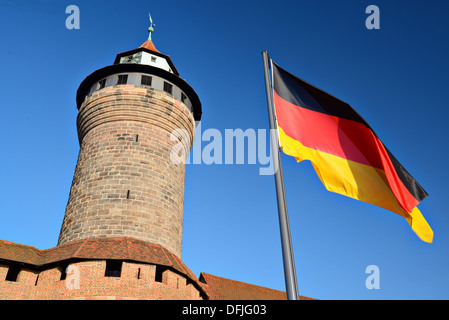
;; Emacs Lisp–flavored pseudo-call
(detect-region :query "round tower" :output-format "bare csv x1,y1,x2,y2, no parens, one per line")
57,24,201,259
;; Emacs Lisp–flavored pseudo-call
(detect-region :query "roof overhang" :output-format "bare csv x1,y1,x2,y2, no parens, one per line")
76,63,202,121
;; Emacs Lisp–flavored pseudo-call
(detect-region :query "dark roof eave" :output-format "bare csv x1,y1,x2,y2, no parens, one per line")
76,63,202,121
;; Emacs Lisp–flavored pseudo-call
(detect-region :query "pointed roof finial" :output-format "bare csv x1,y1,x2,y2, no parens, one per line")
148,12,155,40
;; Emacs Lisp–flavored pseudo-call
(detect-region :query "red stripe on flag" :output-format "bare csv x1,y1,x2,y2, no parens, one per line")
273,89,383,169
273,89,420,212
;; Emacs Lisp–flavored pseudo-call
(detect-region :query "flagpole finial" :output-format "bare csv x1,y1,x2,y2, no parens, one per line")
147,12,156,40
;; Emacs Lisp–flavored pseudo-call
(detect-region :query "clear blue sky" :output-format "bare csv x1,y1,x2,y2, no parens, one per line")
0,0,448,300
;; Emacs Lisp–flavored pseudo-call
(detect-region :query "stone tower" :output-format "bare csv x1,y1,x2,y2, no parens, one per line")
58,25,201,259
0,19,208,300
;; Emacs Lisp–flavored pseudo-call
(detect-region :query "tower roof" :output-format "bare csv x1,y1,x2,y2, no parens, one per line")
139,38,160,53
77,13,202,120
113,41,179,76
113,13,179,75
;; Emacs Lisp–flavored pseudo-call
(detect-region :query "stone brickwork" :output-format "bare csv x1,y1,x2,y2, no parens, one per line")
58,85,195,258
0,260,203,300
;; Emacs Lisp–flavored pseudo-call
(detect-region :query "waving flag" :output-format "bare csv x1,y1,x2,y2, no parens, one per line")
271,61,433,243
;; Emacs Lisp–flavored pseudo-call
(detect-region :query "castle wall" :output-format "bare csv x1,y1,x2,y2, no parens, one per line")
0,260,203,300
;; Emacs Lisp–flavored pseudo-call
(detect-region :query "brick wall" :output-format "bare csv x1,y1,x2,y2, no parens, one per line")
58,85,195,258
0,260,203,300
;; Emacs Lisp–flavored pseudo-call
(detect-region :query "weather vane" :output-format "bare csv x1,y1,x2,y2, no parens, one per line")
148,12,156,40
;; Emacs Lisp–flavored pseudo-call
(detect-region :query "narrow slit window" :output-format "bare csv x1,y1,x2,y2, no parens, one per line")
60,264,68,280
181,92,187,103
98,79,106,89
155,265,165,283
117,74,128,85
141,75,152,86
5,265,20,282
105,260,122,277
163,82,173,95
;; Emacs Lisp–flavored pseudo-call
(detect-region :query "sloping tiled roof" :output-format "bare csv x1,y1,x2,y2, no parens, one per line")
139,39,160,53
199,272,315,300
0,237,205,296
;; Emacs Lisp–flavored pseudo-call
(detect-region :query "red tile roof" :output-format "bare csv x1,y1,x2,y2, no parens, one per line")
139,39,160,53
199,272,315,300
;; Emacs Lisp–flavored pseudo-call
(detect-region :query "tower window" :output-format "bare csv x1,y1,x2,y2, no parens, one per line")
181,92,187,103
5,265,21,282
151,56,157,62
117,75,128,85
141,75,152,86
163,82,173,95
105,260,122,277
98,79,106,89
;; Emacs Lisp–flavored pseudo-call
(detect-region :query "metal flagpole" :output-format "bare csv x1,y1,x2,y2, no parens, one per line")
262,51,299,300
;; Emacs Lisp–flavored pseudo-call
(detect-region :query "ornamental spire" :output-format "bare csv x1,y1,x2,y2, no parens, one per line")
148,12,156,40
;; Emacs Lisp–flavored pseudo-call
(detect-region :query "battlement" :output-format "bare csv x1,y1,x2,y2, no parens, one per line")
0,238,206,300
0,260,202,300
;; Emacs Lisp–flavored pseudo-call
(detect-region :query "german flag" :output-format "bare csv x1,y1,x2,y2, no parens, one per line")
271,61,433,243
